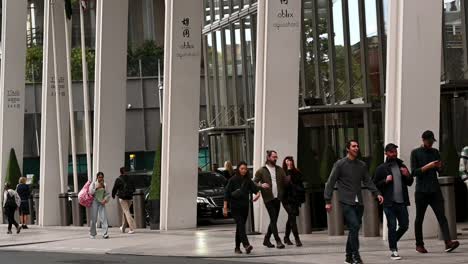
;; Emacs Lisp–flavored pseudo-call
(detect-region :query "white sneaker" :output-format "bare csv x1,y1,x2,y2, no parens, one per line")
391,251,402,260
89,235,96,239
127,230,135,234
119,226,125,233
103,234,109,239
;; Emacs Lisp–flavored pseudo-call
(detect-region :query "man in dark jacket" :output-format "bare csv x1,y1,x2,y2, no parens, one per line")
324,140,383,264
373,143,413,260
112,167,136,234
411,130,459,253
254,150,286,249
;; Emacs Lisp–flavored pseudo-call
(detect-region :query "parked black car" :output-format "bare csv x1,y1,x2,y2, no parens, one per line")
144,171,229,225
197,171,227,220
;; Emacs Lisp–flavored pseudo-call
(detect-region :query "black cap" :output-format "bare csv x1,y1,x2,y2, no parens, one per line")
422,130,437,141
385,143,398,152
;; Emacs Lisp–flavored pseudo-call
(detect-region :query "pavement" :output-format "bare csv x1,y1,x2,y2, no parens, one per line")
1,223,468,264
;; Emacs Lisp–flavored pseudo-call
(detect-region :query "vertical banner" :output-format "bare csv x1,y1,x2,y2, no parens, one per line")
0,0,27,221
253,0,302,233
160,0,202,230
39,0,70,226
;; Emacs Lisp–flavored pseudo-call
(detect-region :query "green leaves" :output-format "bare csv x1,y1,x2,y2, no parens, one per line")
5,149,22,187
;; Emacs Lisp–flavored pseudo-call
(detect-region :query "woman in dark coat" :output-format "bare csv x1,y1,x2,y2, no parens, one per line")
282,156,305,247
223,161,260,254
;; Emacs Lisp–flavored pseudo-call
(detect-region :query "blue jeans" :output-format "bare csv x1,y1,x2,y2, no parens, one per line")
383,203,409,251
89,199,108,237
342,203,364,256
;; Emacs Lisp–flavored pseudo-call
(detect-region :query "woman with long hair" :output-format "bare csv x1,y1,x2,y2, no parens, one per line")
223,161,260,254
223,161,235,180
282,156,305,247
89,172,110,239
3,183,21,234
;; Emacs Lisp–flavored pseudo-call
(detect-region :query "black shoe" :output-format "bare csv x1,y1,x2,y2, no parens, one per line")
234,248,243,254
295,239,303,247
263,240,275,248
276,241,285,249
284,237,294,245
16,226,22,234
22,225,29,229
345,255,353,264
352,254,363,264
445,240,460,253
6,230,12,234
245,245,253,254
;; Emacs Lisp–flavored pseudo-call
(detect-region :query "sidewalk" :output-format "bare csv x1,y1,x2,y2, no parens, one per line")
0,224,467,263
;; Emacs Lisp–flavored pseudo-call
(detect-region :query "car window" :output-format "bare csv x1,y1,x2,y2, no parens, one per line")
198,173,226,188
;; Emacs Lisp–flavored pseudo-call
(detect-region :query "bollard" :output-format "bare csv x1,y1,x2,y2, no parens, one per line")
33,193,40,225
70,193,83,226
132,189,146,228
298,192,312,234
58,193,70,226
327,188,344,236
27,195,34,225
438,176,457,240
362,186,380,237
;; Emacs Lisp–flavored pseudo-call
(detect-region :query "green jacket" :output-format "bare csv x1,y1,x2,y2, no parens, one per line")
254,165,286,203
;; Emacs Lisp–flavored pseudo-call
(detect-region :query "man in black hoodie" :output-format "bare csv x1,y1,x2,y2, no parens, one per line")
112,167,136,234
374,143,413,260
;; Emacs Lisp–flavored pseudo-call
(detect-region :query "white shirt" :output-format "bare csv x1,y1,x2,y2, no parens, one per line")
266,164,278,198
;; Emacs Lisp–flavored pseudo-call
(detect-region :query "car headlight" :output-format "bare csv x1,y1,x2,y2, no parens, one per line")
197,197,209,204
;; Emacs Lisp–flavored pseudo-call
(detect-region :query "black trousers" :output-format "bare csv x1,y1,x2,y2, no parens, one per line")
5,207,19,231
383,203,409,251
282,201,299,240
231,206,250,249
264,198,281,242
415,191,451,246
342,203,364,256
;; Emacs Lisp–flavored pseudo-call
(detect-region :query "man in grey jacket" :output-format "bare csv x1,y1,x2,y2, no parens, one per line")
324,140,384,264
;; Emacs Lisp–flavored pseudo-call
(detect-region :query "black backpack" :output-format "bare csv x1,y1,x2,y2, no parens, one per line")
4,192,17,209
119,176,135,199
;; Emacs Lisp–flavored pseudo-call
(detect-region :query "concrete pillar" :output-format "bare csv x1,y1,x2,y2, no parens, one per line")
384,0,442,240
0,0,27,222
39,0,71,226
93,0,129,227
160,0,202,230
253,0,301,233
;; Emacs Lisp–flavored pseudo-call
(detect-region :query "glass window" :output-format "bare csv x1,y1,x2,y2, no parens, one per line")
222,0,230,18
232,0,241,13
333,0,347,102
204,0,212,25
303,0,317,101
317,1,329,102
215,30,228,125
365,0,382,101
206,33,217,126
243,0,250,9
348,0,363,100
243,16,255,118
443,0,464,81
214,0,221,21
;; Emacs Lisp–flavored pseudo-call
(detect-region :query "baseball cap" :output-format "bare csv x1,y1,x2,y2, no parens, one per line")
385,143,398,152
422,130,437,141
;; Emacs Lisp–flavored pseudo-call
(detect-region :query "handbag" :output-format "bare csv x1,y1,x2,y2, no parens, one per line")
231,180,247,199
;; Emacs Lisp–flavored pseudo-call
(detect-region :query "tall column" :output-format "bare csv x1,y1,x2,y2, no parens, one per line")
93,0,129,227
0,0,27,221
160,0,202,230
39,0,70,226
385,0,442,239
253,0,301,233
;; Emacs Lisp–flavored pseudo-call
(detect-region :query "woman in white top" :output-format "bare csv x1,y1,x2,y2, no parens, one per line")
3,183,21,234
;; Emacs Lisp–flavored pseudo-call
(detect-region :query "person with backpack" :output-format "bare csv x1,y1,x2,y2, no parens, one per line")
3,183,21,234
89,172,110,239
111,167,136,234
281,156,305,247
